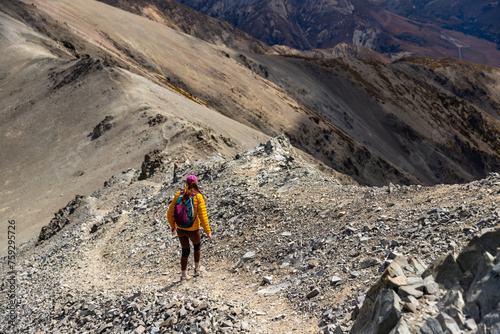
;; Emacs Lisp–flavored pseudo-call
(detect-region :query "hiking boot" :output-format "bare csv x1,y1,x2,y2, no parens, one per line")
194,266,205,277
180,275,192,282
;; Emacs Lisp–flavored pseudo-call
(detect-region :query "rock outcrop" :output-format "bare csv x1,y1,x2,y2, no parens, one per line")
349,229,500,334
89,115,114,140
138,150,168,180
37,195,85,244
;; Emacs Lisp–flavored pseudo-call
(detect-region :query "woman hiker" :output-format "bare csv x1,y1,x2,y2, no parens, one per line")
167,174,212,281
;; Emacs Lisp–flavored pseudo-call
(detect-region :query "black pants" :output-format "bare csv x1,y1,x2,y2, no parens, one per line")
177,229,201,270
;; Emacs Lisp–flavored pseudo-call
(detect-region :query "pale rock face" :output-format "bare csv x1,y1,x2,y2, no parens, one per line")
352,28,379,49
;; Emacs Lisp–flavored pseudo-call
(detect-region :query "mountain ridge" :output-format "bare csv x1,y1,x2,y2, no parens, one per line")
172,0,500,67
97,0,272,54
1,1,500,331
1,0,500,255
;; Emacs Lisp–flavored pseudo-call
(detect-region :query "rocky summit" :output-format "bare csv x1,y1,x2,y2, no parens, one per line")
1,136,499,333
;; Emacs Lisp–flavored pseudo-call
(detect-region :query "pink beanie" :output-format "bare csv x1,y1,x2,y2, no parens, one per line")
186,175,198,184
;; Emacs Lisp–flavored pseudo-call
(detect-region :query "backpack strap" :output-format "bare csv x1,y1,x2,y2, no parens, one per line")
184,191,198,218
179,189,199,215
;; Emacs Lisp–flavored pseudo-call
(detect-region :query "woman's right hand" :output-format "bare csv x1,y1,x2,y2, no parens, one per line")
207,233,212,239
171,227,177,234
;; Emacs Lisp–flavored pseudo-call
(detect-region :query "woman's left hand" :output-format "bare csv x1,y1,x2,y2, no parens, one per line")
171,227,177,234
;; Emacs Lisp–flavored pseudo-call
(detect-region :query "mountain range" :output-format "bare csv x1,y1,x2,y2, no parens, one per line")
1,0,500,253
171,0,500,67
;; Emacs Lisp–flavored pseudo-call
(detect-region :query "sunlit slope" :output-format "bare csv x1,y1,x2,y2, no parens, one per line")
0,5,268,255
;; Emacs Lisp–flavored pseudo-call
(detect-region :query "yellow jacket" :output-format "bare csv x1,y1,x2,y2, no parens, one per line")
167,188,211,234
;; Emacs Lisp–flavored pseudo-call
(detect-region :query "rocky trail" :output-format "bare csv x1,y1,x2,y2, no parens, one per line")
1,136,499,333
3,0,500,259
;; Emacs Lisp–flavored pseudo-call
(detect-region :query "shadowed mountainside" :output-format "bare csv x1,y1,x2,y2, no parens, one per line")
85,0,500,187
234,53,500,185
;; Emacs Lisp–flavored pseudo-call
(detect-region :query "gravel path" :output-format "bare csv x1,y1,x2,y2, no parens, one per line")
1,136,499,333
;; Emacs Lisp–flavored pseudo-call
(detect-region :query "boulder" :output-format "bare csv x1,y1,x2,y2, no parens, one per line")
408,256,426,275
37,195,85,244
464,252,500,322
475,308,500,334
436,312,461,334
371,289,402,334
330,276,343,286
398,285,424,299
388,276,408,289
418,317,442,334
138,150,167,180
456,229,500,273
350,259,406,334
360,258,382,269
423,276,440,295
388,318,411,334
306,288,321,299
402,295,419,313
423,253,463,289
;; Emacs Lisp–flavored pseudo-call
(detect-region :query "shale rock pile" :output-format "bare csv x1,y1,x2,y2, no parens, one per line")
348,229,500,334
1,136,499,333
